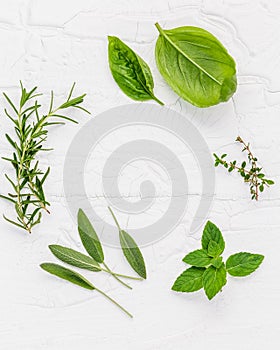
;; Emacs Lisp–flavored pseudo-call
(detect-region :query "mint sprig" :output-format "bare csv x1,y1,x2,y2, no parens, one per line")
172,221,264,300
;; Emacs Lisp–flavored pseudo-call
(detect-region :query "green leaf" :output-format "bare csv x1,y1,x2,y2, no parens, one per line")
207,240,223,258
211,256,223,269
202,221,225,254
172,267,205,292
40,263,95,290
182,249,212,267
265,179,274,185
203,264,227,300
108,36,163,105
119,230,147,279
77,209,104,263
226,252,264,277
49,245,101,272
154,23,237,108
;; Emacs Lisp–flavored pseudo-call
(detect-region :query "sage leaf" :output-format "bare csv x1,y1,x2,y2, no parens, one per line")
49,245,101,272
108,36,163,105
119,230,147,279
203,264,227,300
40,262,133,317
172,267,205,292
226,252,264,277
40,263,94,290
155,23,237,107
182,249,212,267
78,209,104,263
202,221,225,254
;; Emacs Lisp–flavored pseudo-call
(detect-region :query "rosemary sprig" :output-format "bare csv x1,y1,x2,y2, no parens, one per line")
214,136,274,200
0,82,90,233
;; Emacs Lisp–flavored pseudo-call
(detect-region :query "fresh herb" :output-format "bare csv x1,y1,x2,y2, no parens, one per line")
41,207,146,318
40,263,133,318
172,221,264,300
108,207,147,279
154,23,237,107
78,208,136,289
49,244,142,280
0,82,89,233
214,136,274,200
108,36,163,105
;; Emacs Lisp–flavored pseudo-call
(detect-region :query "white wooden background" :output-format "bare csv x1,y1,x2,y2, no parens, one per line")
0,0,279,349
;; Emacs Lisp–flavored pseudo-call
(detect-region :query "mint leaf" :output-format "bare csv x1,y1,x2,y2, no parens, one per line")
226,252,264,277
211,256,223,269
172,267,205,292
203,264,227,300
207,240,223,257
202,221,225,254
183,249,212,267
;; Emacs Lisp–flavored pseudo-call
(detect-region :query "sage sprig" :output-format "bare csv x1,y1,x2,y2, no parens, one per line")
214,136,274,200
78,208,135,289
0,82,89,233
108,207,147,279
172,221,264,300
40,263,133,318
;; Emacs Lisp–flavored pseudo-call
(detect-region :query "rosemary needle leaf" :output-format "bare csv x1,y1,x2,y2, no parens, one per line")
1,82,89,233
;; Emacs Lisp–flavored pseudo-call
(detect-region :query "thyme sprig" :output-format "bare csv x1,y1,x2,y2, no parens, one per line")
214,136,274,200
0,82,90,233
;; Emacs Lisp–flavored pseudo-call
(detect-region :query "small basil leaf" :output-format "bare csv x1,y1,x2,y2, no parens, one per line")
183,249,212,267
119,230,146,279
226,252,264,277
203,264,227,300
155,23,237,107
40,263,95,290
49,245,101,272
202,221,225,254
77,209,104,263
172,267,205,292
108,36,163,105
207,240,223,258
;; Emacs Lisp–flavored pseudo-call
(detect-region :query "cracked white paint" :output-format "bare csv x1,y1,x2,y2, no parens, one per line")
0,0,279,349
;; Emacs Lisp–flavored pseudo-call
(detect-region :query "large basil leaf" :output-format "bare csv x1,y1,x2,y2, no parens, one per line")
155,23,237,107
108,36,163,105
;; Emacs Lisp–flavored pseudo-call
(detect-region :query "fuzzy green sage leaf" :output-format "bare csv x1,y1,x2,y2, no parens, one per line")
40,263,95,290
49,245,101,272
108,207,147,279
78,209,104,263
